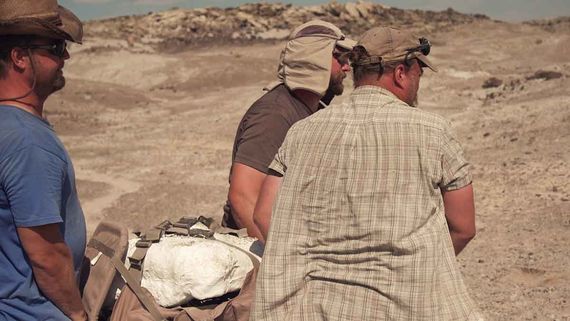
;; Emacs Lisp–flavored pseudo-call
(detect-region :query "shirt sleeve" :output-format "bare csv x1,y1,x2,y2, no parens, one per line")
268,127,294,176
234,110,291,174
1,145,66,227
438,122,472,191
268,151,286,176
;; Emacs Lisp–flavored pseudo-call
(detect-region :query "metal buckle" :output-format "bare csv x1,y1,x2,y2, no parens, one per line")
129,257,143,270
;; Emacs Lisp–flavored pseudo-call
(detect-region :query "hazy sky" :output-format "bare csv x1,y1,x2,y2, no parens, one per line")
59,0,570,22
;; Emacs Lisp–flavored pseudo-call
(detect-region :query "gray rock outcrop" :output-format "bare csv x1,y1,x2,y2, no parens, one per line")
85,1,490,51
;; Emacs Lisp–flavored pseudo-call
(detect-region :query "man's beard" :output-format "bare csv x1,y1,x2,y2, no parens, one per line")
36,71,66,97
41,76,66,98
320,73,345,107
52,71,66,92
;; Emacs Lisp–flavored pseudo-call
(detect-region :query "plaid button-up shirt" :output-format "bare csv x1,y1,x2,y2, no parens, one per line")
251,86,483,321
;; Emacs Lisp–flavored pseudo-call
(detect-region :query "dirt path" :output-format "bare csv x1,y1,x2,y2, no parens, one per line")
75,168,141,235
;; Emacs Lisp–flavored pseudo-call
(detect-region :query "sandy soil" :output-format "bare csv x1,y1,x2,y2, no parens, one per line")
45,20,569,320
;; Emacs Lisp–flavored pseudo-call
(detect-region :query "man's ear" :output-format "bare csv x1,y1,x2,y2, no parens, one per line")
393,64,407,89
10,47,30,71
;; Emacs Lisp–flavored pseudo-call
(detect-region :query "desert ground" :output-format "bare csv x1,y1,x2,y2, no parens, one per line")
43,10,568,321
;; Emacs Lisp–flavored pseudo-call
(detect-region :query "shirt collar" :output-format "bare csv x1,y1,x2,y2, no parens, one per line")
0,105,53,129
352,85,401,102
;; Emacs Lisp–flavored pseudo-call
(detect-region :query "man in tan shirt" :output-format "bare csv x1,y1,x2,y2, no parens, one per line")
251,27,483,320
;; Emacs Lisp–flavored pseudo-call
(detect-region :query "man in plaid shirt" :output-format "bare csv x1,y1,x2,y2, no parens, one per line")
251,26,483,320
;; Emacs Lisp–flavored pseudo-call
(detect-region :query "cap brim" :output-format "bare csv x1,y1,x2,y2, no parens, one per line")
336,37,357,50
417,54,437,72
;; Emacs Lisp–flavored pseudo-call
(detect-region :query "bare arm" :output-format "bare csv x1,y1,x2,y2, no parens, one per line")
442,184,476,255
17,224,87,321
253,174,283,243
228,162,265,240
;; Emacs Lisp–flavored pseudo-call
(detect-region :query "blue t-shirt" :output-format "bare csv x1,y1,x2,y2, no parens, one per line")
0,106,86,321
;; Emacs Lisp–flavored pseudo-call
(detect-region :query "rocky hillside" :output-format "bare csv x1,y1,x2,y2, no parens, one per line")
85,1,489,51
524,16,570,33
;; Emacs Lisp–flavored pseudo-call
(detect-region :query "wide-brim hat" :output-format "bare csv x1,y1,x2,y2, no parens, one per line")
355,27,437,72
0,0,83,44
276,20,356,96
289,19,356,51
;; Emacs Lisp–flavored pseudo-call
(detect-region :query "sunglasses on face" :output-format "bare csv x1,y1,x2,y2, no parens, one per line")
407,37,431,56
333,51,350,66
25,40,67,58
403,37,431,67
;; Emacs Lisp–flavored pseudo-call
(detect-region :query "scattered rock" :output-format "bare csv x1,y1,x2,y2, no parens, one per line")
344,3,361,18
505,79,523,90
485,91,504,101
524,16,570,33
482,77,503,88
526,70,563,81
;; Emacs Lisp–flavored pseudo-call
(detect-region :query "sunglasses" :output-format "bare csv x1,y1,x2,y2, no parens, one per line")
404,37,431,67
333,50,350,66
407,37,431,56
25,40,67,58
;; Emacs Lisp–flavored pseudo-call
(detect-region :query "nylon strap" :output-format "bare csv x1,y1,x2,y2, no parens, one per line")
117,216,259,321
128,226,165,280
88,239,166,321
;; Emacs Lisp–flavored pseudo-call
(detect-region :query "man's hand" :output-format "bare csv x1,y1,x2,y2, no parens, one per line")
228,162,265,240
17,224,87,321
253,174,283,243
442,184,476,255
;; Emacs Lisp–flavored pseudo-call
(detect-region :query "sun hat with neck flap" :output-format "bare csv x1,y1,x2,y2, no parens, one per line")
0,0,83,44
272,19,356,97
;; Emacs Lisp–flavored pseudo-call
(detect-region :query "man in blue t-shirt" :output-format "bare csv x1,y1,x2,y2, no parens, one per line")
0,1,87,320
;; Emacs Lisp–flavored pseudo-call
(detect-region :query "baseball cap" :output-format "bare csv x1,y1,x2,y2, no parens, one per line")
355,26,437,72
